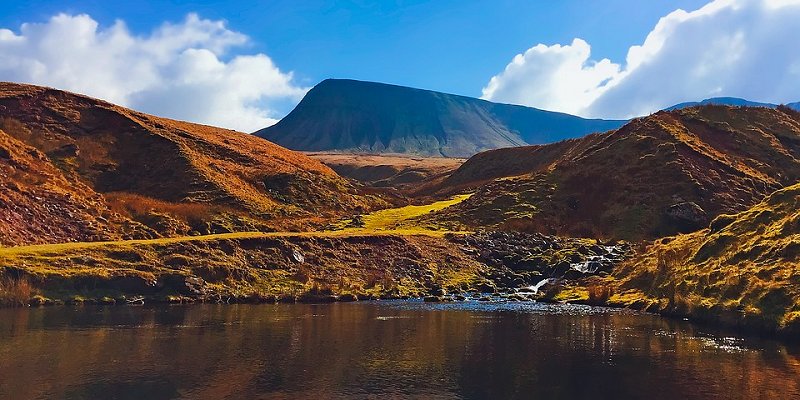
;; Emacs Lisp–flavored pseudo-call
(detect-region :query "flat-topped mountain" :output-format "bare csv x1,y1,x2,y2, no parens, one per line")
0,82,379,246
422,105,800,240
254,79,626,157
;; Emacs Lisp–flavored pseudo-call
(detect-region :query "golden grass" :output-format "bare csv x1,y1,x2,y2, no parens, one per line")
0,277,36,306
0,194,474,259
610,182,800,334
105,192,215,222
358,194,472,230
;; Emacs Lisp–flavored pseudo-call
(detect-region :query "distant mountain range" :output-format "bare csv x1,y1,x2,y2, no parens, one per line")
666,97,800,111
255,79,627,158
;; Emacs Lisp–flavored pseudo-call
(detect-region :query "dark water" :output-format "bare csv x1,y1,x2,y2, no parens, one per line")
1,302,799,400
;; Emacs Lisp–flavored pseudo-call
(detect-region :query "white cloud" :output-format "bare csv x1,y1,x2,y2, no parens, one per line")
481,39,620,115
482,0,800,119
0,13,307,131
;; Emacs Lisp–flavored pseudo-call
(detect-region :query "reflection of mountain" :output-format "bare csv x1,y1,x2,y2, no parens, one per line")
1,304,797,398
255,79,626,157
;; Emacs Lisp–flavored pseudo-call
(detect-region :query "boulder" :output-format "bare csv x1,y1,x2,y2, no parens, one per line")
666,202,709,230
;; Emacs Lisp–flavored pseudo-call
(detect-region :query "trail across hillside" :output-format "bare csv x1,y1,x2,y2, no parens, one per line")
0,194,472,257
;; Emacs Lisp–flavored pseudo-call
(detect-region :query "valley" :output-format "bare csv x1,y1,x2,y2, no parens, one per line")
2,81,800,339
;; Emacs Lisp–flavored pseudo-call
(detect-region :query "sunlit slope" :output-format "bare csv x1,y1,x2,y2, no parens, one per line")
425,105,800,240
610,182,800,334
0,82,382,245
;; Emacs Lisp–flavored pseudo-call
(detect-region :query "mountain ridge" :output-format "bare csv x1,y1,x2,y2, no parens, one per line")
666,96,800,111
255,78,627,157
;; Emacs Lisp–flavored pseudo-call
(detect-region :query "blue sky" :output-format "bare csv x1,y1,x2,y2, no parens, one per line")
0,0,708,96
1,0,798,131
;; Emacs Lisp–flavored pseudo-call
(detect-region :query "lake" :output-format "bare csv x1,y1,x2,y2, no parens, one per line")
1,301,798,399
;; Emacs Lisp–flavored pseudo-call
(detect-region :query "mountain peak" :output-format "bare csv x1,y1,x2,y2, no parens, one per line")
255,79,626,157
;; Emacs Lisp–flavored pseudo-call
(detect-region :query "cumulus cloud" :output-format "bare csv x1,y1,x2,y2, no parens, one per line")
0,13,307,131
482,0,800,119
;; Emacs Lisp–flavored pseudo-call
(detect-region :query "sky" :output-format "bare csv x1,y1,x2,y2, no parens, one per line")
0,0,798,131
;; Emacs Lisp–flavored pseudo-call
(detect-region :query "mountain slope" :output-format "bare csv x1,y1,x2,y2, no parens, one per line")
0,82,379,246
610,182,800,334
254,79,626,157
423,105,800,240
0,126,145,246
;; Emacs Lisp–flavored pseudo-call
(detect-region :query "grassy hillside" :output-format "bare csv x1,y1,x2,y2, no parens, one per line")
255,79,625,157
0,82,385,245
424,106,800,240
605,182,800,335
0,127,148,245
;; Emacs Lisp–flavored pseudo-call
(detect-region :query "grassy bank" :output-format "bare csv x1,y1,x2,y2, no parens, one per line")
0,195,482,304
584,183,800,336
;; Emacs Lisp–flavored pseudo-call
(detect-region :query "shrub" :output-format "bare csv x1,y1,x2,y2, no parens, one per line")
105,192,215,223
0,277,35,306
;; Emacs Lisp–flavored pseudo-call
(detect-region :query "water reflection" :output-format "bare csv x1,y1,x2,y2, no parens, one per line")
0,302,798,399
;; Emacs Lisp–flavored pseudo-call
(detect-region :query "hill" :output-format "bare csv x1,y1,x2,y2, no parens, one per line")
254,79,626,157
0,82,380,246
422,105,800,240
667,97,800,112
608,181,800,335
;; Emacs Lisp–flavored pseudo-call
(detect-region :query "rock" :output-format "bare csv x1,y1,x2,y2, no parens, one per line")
666,202,708,228
158,274,207,296
507,294,529,301
276,294,297,303
424,295,444,302
563,269,587,280
297,293,337,303
99,296,116,305
428,286,446,296
291,249,305,263
339,293,358,302
28,295,52,306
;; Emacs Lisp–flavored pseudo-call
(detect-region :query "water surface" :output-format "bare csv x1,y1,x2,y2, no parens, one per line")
1,301,798,399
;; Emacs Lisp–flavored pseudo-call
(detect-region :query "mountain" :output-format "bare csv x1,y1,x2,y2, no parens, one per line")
421,105,800,240
254,79,626,158
665,97,778,110
612,181,800,334
666,97,800,112
0,82,379,246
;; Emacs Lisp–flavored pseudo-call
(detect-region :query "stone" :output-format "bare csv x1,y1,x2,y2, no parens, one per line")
666,202,708,227
291,249,305,263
